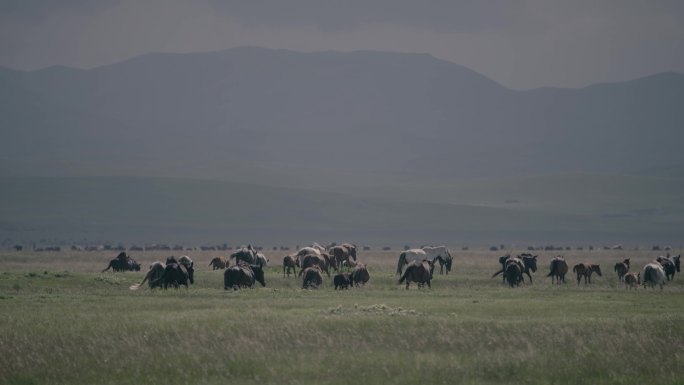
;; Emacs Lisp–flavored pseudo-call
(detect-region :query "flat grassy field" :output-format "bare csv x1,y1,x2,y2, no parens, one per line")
1,249,683,385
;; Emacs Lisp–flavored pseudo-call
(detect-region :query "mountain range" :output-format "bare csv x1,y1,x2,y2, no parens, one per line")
1,47,683,244
2,46,683,179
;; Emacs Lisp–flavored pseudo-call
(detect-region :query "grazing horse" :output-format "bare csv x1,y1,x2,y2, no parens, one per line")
614,259,630,282
329,245,355,271
178,255,195,284
642,262,666,290
224,264,265,290
572,263,602,286
492,254,537,283
254,253,269,268
161,261,190,289
208,257,227,270
656,255,680,281
101,257,141,272
299,254,330,277
129,262,166,290
547,256,568,284
396,246,452,275
624,272,640,290
350,263,370,287
283,255,297,277
338,243,357,260
333,273,352,290
398,260,434,289
229,247,259,266
505,262,523,287
302,266,324,289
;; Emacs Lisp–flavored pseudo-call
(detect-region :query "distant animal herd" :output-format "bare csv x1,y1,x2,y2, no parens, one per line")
102,243,681,291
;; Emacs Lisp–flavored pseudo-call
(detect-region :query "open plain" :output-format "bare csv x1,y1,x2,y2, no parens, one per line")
1,248,683,385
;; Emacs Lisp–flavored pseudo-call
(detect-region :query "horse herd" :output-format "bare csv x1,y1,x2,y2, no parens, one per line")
493,253,680,290
103,245,680,292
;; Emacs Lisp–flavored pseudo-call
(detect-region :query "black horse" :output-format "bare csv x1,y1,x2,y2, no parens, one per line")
656,255,681,281
492,254,537,283
224,264,265,290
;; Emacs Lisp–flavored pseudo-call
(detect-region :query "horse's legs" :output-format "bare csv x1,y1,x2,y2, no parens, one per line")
526,271,533,284
405,281,410,290
427,280,431,289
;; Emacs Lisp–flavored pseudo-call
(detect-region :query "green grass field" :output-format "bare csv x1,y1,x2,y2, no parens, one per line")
1,249,683,385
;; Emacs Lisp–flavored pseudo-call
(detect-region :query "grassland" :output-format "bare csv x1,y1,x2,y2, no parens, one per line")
1,249,683,385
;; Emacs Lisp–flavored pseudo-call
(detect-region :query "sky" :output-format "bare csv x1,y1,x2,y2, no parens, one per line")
0,0,683,89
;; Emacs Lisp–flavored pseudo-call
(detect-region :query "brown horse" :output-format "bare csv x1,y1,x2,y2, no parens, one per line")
614,258,630,282
624,272,640,290
547,256,568,284
328,245,355,271
208,256,227,270
398,260,434,290
350,263,370,287
283,255,297,277
302,266,324,289
299,254,330,277
572,263,602,286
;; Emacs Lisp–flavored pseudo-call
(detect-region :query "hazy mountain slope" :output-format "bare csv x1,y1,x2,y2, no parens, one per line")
1,47,683,178
1,176,682,245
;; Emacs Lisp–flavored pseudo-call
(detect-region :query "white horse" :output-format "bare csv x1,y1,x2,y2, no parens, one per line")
396,246,452,275
642,262,666,290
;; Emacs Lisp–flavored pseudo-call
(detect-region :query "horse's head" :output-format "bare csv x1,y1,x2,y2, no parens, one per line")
251,265,266,287
593,264,603,276
523,255,538,272
499,254,510,265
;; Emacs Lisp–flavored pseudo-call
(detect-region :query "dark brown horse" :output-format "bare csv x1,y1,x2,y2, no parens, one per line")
505,262,523,287
656,255,680,281
547,256,568,284
398,260,434,290
614,258,630,282
572,263,602,286
350,263,370,287
328,245,355,271
283,255,297,277
208,256,227,270
302,266,324,289
492,254,537,283
299,254,330,277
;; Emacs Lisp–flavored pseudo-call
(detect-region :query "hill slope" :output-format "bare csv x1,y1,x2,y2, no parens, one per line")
1,47,683,178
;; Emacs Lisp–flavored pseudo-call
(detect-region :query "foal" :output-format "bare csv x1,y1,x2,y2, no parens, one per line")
572,263,602,286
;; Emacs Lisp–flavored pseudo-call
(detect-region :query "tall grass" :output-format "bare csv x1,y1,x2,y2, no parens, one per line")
1,249,683,384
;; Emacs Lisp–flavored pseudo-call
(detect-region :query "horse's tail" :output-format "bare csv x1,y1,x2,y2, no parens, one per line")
491,269,503,278
101,261,113,273
208,259,214,267
547,259,557,277
129,268,155,290
397,252,406,275
572,265,578,273
398,266,410,284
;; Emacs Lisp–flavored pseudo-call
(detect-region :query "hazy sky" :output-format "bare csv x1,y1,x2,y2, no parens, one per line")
1,0,683,89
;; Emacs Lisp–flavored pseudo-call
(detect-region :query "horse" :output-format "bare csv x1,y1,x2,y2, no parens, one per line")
229,247,258,266
283,255,297,277
642,262,666,290
178,255,195,284
254,252,269,269
624,272,640,290
572,263,602,286
656,255,680,281
101,257,140,272
492,254,537,283
396,246,452,275
302,266,324,289
129,262,166,290
398,260,434,290
329,245,355,271
208,257,227,270
350,263,370,287
614,258,630,282
161,261,190,289
547,255,568,284
299,254,330,277
505,262,523,287
224,264,265,290
333,273,352,290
